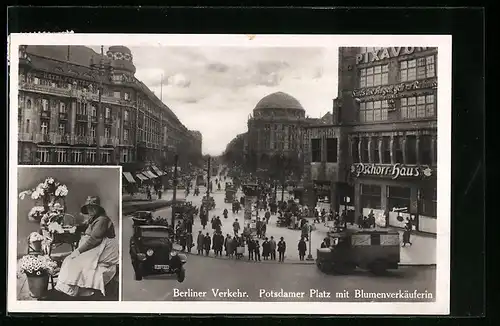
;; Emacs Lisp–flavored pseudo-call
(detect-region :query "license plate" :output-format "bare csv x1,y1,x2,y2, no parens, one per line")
154,265,170,270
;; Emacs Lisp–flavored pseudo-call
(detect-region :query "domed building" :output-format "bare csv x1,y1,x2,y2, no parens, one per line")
245,92,308,172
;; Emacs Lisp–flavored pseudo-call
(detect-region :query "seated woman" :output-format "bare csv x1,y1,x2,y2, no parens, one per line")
55,196,119,298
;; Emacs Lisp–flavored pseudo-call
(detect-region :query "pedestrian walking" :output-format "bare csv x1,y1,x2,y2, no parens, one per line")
233,218,241,236
277,237,286,262
186,232,193,253
203,233,211,256
256,218,262,238
301,221,309,241
158,187,163,200
247,237,255,260
224,234,231,256
269,236,277,260
196,231,204,255
254,239,261,261
264,210,271,224
262,238,270,260
402,220,413,247
213,231,224,256
298,237,307,261
179,231,187,251
223,208,228,219
261,222,267,238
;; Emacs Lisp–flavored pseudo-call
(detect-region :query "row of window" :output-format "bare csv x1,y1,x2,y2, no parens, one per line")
36,148,115,164
361,185,437,217
311,138,338,163
359,94,435,122
358,55,436,88
351,134,436,165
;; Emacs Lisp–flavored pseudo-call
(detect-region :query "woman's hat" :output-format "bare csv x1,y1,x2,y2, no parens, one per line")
81,195,104,214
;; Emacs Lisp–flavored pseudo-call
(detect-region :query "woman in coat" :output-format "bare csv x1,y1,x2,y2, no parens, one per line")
298,237,307,261
196,231,204,255
55,196,118,297
262,238,270,260
203,233,211,256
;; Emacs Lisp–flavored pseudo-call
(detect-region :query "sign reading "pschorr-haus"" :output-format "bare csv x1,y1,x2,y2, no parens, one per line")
350,163,434,179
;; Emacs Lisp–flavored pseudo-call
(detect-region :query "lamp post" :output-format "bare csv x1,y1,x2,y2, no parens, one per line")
306,223,314,261
171,154,179,227
206,156,211,196
95,45,105,165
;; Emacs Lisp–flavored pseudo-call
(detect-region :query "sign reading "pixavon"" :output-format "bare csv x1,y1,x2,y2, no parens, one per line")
350,163,433,179
356,47,430,65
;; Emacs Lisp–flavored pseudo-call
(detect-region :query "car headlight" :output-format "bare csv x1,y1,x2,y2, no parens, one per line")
146,249,154,256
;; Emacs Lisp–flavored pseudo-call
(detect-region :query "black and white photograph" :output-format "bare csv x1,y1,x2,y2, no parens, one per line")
14,166,120,301
8,33,451,315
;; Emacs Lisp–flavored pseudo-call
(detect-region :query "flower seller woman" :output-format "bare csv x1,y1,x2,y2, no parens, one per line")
55,196,119,297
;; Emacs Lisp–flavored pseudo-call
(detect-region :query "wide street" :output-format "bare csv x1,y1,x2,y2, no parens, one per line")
122,176,436,302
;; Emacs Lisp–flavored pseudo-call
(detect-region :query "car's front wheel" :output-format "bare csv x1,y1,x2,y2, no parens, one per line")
177,267,186,283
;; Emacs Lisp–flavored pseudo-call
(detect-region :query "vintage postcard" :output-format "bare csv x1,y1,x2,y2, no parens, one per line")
7,34,451,315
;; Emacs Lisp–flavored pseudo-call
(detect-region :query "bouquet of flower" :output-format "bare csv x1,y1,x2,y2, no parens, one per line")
28,232,45,243
17,254,58,277
19,177,69,201
47,222,76,234
27,206,46,222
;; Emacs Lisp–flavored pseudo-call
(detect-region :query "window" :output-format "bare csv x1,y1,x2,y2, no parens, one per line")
36,148,50,163
419,135,433,165
33,77,40,85
360,138,369,163
77,102,87,115
105,107,111,118
76,124,86,136
382,136,391,164
90,126,96,138
359,100,389,122
361,184,381,210
42,99,49,111
40,122,48,135
394,136,404,163
406,135,417,164
351,137,360,163
59,102,66,113
400,55,435,82
124,92,130,100
25,119,30,133
104,127,111,138
373,137,380,163
359,64,389,88
326,138,338,163
56,148,67,163
401,95,435,119
72,150,83,163
100,151,111,163
124,129,129,141
311,138,322,162
387,186,411,211
26,99,32,110
114,91,120,98
420,187,437,217
121,149,129,163
124,110,129,121
58,123,65,135
86,150,96,163
90,106,97,117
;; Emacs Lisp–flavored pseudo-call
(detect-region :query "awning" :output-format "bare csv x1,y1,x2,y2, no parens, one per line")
136,173,149,181
143,171,157,179
152,166,163,176
123,172,136,183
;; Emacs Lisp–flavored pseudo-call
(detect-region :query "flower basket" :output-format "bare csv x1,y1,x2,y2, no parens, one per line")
26,273,49,299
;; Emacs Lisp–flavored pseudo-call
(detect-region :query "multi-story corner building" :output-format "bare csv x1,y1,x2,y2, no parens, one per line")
17,45,202,172
303,46,438,234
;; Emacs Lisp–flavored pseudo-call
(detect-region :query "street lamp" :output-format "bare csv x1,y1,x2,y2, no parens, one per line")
171,153,179,227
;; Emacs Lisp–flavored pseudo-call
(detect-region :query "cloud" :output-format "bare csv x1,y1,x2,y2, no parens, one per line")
128,45,338,155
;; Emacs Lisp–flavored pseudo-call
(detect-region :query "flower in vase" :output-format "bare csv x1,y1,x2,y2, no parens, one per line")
28,206,46,221
28,232,45,243
48,221,64,234
45,177,54,185
19,190,32,200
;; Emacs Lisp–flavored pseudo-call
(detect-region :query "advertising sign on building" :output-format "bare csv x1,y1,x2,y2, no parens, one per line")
350,163,434,180
355,47,430,65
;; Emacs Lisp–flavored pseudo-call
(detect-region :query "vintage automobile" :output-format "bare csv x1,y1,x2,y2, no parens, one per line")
130,225,187,282
316,229,400,275
131,211,155,227
171,199,198,217
202,196,216,210
224,188,237,203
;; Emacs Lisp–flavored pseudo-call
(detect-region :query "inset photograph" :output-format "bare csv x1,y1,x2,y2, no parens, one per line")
16,166,120,301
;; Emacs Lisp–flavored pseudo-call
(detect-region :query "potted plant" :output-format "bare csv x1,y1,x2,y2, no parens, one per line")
17,254,58,299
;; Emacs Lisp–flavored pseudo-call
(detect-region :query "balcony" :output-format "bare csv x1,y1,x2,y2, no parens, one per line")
123,120,130,127
34,133,51,143
120,138,132,146
51,133,71,144
76,114,88,122
104,117,113,125
59,112,68,120
90,115,98,123
18,132,34,142
99,136,119,147
40,110,51,119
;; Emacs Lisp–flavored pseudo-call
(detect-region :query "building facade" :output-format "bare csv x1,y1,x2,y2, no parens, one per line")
303,46,438,234
17,45,202,172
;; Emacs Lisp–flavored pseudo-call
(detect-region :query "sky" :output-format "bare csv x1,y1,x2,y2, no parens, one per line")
118,46,339,155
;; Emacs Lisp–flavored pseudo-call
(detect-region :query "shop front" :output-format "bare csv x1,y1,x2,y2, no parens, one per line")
350,163,437,234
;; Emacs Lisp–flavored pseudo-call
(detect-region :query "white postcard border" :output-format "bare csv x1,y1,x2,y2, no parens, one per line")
8,33,451,315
